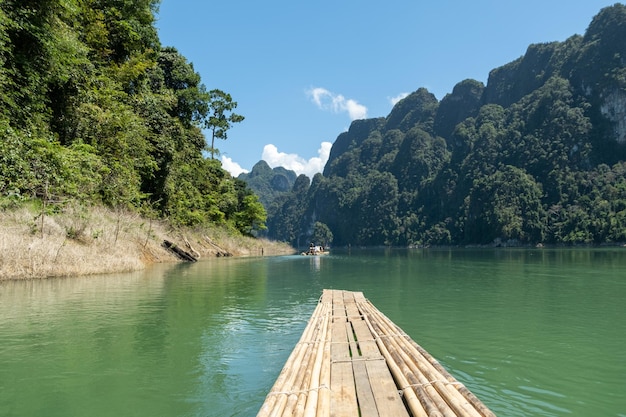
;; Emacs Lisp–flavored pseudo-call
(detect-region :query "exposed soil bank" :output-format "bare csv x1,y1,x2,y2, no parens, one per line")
0,205,295,280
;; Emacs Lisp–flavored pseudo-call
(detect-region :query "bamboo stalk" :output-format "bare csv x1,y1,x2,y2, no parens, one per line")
381,326,466,417
360,304,429,417
361,301,483,417
258,302,324,417
292,337,323,416
281,330,319,416
279,308,326,417
290,303,330,417
302,303,331,417
316,317,332,417
407,339,498,417
362,304,462,414
260,291,496,417
396,337,482,417
364,309,450,417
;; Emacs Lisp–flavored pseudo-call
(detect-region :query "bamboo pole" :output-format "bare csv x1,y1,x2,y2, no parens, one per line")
362,304,464,414
373,319,467,417
292,335,324,416
302,303,331,417
394,336,482,417
313,289,332,417
316,317,332,417
260,290,496,417
278,308,326,417
359,304,429,417
364,294,495,417
258,302,324,417
361,301,484,417
281,328,319,417
288,303,330,417
364,309,449,417
407,339,498,417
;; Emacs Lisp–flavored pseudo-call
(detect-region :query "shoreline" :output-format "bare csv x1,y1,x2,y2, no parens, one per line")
0,205,295,281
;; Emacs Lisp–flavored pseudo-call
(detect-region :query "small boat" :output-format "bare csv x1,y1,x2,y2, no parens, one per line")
301,244,329,256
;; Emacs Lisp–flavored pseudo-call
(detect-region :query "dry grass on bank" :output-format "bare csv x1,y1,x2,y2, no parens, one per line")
0,204,295,280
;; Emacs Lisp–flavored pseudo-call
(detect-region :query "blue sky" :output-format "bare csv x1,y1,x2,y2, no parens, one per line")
156,1,616,177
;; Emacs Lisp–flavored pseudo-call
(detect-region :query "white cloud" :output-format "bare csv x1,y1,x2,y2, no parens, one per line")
221,155,249,177
307,87,368,120
390,92,410,106
262,142,332,178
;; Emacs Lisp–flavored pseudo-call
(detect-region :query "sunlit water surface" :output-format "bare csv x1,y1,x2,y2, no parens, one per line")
1,248,625,416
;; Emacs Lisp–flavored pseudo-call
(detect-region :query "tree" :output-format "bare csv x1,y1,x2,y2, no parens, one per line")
205,89,244,159
311,222,333,247
156,47,208,131
464,166,545,244
233,192,267,236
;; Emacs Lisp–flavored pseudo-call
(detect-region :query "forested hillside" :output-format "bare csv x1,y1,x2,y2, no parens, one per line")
263,4,626,247
0,0,266,236
238,161,297,209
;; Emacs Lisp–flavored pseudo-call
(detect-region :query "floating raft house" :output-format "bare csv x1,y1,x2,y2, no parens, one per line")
258,289,496,417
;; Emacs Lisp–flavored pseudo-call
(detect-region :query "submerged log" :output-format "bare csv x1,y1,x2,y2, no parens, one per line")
162,240,198,262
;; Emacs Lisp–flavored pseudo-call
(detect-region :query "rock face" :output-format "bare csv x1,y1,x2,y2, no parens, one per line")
601,89,626,144
323,118,386,176
434,79,484,140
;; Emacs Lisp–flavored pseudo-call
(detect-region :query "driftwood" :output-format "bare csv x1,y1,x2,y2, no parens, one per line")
183,236,201,259
162,240,197,262
203,235,232,257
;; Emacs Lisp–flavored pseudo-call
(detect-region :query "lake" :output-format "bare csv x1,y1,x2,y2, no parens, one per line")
1,248,625,416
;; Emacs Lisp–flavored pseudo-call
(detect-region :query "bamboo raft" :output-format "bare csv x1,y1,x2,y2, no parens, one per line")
257,289,496,417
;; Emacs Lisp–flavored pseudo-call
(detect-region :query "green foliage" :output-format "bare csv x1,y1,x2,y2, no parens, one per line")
205,89,245,159
355,171,400,246
311,222,333,247
263,174,314,246
464,166,545,244
232,189,267,237
238,160,297,209
265,4,626,246
0,1,264,236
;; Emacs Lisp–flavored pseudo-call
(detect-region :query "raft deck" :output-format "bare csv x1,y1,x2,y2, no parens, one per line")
258,289,496,417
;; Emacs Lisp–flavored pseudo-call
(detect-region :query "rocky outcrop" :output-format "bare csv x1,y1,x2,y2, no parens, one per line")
238,161,297,208
601,89,626,143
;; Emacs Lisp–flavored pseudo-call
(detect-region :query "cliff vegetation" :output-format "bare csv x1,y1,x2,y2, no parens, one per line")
258,4,626,248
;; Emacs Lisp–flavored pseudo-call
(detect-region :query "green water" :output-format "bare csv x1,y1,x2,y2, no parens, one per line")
1,248,625,416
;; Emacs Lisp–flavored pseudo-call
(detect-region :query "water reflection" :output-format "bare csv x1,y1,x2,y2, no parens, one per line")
310,254,321,272
0,265,173,331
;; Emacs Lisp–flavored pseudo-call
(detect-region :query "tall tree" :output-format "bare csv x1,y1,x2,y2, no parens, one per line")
205,89,244,159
